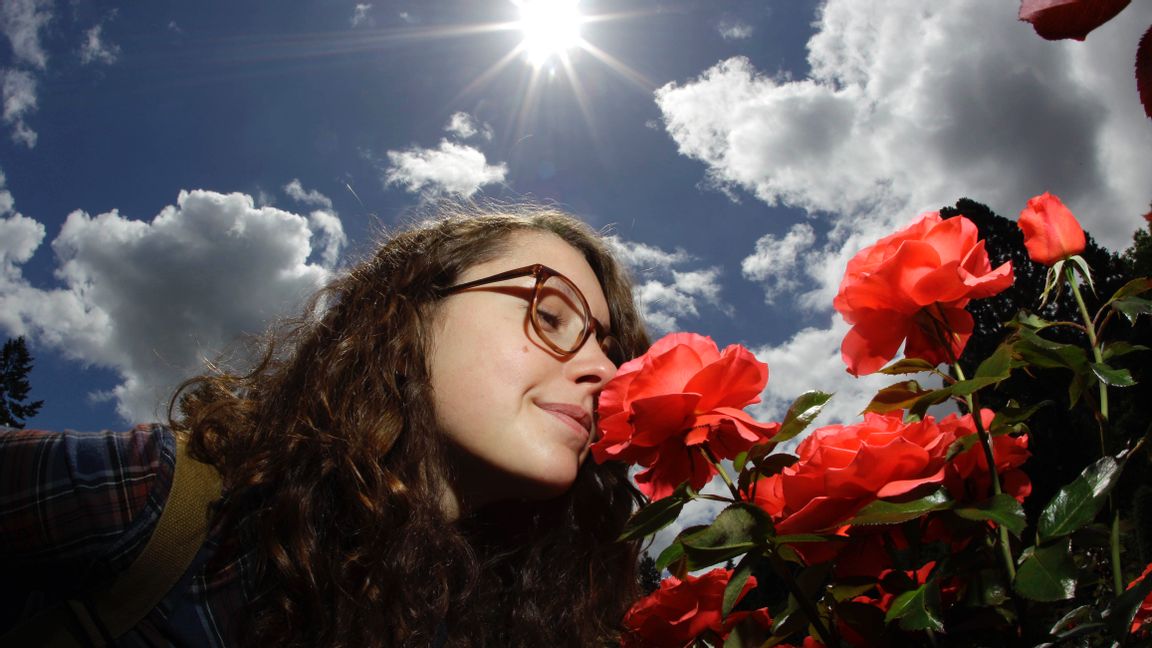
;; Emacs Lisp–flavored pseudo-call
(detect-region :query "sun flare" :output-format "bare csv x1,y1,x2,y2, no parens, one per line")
515,0,584,66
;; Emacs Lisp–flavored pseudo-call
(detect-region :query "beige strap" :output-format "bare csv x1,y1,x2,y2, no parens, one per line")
1,433,222,647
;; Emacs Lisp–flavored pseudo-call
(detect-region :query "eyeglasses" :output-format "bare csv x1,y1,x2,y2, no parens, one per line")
439,264,622,365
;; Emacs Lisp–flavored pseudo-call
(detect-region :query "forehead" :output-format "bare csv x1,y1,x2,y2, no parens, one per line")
460,230,612,325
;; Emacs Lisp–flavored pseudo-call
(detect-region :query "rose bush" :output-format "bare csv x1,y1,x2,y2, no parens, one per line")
621,568,769,648
1016,192,1086,266
590,332,779,499
833,212,1013,376
602,193,1150,647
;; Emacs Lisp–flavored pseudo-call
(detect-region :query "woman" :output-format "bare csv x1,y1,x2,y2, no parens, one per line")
0,204,651,646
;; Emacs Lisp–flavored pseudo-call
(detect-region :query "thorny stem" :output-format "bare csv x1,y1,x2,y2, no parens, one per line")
953,362,1016,583
1064,265,1124,594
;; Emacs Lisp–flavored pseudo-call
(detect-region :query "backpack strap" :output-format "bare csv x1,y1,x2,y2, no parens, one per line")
1,433,223,647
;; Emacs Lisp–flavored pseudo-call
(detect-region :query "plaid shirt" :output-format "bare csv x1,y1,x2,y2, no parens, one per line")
1,424,253,646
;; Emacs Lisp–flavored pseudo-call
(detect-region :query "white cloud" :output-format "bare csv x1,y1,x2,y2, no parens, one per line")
605,236,726,334
445,111,492,141
0,189,346,422
656,0,1152,421
384,140,507,197
283,178,334,210
741,222,816,304
351,3,374,28
79,24,120,66
0,0,52,69
2,69,38,147
718,19,753,41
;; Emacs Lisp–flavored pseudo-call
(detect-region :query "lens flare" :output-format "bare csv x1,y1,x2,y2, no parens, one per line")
515,0,583,66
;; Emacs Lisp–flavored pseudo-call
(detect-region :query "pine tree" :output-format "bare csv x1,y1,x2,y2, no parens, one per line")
637,551,661,594
1,336,44,428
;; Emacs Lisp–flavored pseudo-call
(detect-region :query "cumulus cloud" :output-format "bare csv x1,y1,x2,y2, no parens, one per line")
741,222,816,303
79,24,120,66
1,69,37,147
445,111,492,141
283,178,334,210
0,0,52,69
351,3,374,28
718,19,753,41
384,140,507,197
656,0,1152,421
0,188,347,422
605,236,726,334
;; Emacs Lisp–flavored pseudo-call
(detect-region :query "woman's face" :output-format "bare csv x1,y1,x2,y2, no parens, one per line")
429,230,618,510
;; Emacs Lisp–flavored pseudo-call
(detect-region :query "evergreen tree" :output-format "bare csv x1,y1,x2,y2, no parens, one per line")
1,336,44,428
637,551,661,594
941,199,1151,552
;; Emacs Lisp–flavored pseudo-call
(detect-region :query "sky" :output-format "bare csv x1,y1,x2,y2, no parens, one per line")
1,0,1150,479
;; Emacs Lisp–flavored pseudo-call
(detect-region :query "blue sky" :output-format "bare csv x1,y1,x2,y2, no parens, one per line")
2,0,1151,448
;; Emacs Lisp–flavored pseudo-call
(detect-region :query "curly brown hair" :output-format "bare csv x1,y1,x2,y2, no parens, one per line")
172,203,650,647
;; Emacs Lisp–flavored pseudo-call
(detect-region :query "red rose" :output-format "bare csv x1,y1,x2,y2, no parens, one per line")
591,333,779,500
940,410,1032,504
1018,0,1131,41
1127,562,1152,636
1017,192,1087,266
621,568,767,647
751,412,958,536
833,212,1013,376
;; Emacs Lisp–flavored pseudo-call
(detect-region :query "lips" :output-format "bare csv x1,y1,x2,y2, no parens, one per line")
538,402,593,440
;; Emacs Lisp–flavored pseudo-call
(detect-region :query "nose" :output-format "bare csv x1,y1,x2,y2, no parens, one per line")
565,335,617,386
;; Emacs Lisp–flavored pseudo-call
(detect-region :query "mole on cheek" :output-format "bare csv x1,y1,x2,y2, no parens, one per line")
521,345,530,354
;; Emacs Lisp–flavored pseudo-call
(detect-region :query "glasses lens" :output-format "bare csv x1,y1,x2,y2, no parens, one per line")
535,273,589,352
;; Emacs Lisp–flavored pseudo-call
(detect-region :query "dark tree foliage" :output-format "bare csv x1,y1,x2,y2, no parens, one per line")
941,199,1152,564
1,336,44,429
637,551,661,595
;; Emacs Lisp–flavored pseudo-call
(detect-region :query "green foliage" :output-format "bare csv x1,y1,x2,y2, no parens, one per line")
1,336,43,429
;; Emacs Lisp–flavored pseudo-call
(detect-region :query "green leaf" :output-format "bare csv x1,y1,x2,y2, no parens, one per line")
1103,567,1152,640
1010,311,1051,331
885,583,945,632
948,376,1006,397
877,357,938,375
955,494,1026,537
862,380,929,414
1049,604,1097,638
655,539,685,572
1105,277,1152,307
1014,540,1076,602
990,400,1051,429
1102,341,1150,361
721,549,760,617
618,482,694,541
773,391,833,443
738,452,798,494
974,342,1018,380
1038,455,1121,542
1090,361,1136,387
680,504,773,569
1113,296,1152,325
1014,328,1090,372
849,488,952,526
944,433,980,462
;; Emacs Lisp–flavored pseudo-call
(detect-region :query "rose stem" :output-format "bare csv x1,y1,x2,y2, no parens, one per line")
765,552,839,648
952,361,1017,583
1065,265,1123,594
700,445,741,501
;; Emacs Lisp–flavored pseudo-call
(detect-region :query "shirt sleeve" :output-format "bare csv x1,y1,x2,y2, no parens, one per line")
0,424,177,596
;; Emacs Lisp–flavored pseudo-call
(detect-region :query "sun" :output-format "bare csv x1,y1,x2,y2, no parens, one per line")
514,0,584,67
